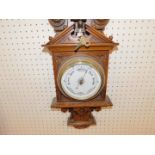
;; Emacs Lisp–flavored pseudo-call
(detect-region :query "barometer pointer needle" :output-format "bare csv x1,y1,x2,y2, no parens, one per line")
75,69,89,89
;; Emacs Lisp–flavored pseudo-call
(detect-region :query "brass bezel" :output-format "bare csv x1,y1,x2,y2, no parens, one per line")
57,55,105,101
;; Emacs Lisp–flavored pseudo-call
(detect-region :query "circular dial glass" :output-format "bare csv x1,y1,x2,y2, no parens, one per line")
58,57,105,100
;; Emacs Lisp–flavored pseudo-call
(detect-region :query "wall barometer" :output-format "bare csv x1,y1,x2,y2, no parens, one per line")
43,19,118,129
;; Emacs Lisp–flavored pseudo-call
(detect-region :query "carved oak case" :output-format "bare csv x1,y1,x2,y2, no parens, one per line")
43,19,118,129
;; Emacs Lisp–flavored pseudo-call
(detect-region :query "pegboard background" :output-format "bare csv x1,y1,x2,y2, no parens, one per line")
0,19,155,134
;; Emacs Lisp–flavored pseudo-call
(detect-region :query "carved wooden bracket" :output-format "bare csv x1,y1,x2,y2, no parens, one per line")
61,107,101,129
52,96,112,129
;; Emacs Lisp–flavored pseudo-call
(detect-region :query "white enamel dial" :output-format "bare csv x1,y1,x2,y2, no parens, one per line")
58,57,104,100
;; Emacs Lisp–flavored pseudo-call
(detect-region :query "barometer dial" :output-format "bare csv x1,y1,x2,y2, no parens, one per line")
57,56,105,100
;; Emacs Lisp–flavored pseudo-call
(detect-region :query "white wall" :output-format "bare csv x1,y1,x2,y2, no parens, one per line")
0,19,154,134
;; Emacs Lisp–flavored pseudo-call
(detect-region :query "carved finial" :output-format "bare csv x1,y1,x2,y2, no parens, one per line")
71,19,87,37
49,36,53,41
109,35,113,40
48,19,68,33
90,19,109,32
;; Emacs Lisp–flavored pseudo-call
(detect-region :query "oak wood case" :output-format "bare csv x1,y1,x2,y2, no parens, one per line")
43,19,118,129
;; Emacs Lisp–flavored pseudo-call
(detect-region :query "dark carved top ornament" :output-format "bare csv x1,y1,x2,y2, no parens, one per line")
43,19,118,53
48,19,68,34
48,19,109,34
90,19,109,31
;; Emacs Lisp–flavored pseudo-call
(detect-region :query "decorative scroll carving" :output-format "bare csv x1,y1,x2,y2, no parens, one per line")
67,108,96,129
48,19,68,33
90,19,109,31
48,19,109,34
60,107,102,129
71,19,87,37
